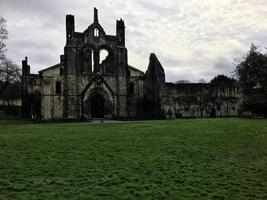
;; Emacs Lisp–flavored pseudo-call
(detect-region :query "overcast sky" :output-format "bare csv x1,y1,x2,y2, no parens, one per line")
1,0,267,82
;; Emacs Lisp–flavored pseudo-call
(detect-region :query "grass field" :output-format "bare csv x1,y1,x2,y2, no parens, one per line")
0,119,267,199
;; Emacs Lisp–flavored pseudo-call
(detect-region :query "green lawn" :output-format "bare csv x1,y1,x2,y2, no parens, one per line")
0,119,267,199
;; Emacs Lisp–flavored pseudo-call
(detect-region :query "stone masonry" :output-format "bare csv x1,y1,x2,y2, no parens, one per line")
21,8,240,120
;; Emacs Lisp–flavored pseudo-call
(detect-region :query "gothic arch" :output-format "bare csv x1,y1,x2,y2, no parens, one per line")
81,75,114,97
86,23,106,37
98,44,114,74
79,43,97,73
81,75,115,119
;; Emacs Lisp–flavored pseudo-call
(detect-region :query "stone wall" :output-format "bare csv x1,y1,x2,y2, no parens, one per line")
161,82,239,119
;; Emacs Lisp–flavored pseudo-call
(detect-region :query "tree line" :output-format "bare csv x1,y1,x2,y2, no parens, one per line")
0,17,21,100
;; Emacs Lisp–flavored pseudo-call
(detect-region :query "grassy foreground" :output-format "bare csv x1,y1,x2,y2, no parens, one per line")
0,119,267,199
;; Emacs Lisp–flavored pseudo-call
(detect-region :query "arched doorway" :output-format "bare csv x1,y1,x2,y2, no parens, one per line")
91,93,105,118
81,78,115,120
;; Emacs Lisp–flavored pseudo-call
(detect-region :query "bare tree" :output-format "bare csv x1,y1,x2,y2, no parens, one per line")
0,16,21,97
0,57,21,95
0,17,8,60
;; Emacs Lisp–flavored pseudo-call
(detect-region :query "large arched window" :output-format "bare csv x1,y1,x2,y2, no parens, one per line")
56,81,61,94
99,48,112,74
100,49,109,64
80,47,95,73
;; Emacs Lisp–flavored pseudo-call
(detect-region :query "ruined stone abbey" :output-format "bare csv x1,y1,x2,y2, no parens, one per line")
21,8,240,120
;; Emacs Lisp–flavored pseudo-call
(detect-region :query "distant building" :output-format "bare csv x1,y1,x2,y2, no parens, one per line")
21,8,240,120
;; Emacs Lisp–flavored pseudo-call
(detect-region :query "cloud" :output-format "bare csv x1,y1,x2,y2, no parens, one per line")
1,0,267,82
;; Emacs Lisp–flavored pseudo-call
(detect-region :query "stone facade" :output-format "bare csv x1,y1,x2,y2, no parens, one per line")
21,8,240,120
